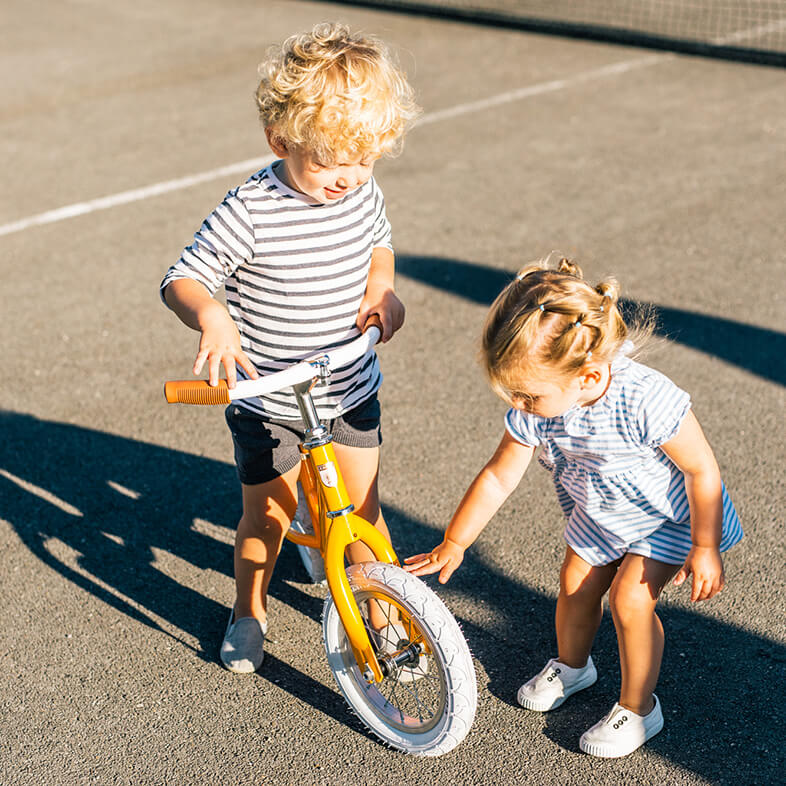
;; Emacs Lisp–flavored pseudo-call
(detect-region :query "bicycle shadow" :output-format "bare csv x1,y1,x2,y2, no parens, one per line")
397,254,786,386
0,411,333,708
2,411,784,780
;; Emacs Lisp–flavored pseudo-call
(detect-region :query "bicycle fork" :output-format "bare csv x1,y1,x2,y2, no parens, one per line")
286,380,398,683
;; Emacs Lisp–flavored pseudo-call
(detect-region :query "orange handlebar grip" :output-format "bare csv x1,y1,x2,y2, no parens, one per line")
164,380,231,405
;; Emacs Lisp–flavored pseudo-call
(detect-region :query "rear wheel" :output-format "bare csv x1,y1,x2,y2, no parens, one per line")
322,562,477,756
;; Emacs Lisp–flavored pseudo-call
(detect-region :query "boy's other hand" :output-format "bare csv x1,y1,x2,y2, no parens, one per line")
404,540,465,584
357,287,405,343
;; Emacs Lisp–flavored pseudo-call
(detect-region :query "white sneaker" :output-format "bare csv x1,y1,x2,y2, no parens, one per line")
517,656,597,711
579,695,664,758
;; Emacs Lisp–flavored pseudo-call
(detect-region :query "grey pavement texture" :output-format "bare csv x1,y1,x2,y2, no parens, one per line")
1,1,785,785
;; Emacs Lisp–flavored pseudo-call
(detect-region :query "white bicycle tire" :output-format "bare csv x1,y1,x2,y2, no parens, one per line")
322,562,477,756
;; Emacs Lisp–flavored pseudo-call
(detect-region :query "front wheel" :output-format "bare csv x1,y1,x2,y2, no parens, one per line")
322,562,477,756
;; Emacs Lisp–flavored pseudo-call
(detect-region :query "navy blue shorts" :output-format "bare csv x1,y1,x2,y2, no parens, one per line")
224,394,382,485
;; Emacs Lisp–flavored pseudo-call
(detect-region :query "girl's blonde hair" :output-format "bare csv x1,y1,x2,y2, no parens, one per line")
482,256,654,404
255,23,420,164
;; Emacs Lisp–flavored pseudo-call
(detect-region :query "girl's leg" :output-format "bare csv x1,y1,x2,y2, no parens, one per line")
518,547,618,711
608,554,680,715
556,547,620,668
234,464,301,623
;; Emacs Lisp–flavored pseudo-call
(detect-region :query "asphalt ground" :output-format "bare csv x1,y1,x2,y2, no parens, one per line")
1,1,785,784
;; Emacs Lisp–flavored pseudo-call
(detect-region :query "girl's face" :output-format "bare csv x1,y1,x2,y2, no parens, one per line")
509,364,609,418
267,131,379,204
510,376,585,418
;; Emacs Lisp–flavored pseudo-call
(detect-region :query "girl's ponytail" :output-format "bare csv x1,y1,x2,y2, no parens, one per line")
482,255,653,403
557,257,583,280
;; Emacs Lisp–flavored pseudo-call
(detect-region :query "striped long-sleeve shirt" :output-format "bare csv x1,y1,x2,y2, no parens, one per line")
160,163,392,420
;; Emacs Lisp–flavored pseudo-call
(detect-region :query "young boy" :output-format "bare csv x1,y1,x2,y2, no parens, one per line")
160,23,419,673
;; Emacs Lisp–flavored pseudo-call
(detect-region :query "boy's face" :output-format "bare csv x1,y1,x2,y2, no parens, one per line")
267,131,379,204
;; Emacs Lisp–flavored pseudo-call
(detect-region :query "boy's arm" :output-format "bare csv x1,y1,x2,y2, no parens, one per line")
660,409,725,602
356,247,405,342
405,432,535,583
164,278,258,388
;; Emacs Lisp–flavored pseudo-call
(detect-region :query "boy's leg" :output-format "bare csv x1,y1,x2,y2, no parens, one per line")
608,554,680,715
332,442,397,632
556,547,619,668
234,464,301,623
332,442,391,564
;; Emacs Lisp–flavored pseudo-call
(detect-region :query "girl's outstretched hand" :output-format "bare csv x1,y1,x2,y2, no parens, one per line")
403,539,465,584
673,545,725,602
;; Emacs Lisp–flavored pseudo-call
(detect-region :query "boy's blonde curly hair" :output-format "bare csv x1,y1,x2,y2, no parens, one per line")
255,23,420,164
482,256,654,404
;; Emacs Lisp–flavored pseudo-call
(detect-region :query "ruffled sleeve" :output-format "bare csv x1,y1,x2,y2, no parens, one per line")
505,408,542,447
635,369,692,448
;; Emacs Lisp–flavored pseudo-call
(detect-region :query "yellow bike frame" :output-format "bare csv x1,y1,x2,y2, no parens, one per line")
285,432,398,683
164,333,402,684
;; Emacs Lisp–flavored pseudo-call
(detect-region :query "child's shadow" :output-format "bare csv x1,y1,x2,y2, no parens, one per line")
0,412,327,691
397,254,786,386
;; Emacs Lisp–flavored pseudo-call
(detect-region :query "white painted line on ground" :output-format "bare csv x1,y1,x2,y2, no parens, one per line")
416,53,666,127
0,53,669,239
0,156,276,238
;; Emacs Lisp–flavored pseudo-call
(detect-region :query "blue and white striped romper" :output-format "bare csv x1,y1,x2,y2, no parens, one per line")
505,354,743,566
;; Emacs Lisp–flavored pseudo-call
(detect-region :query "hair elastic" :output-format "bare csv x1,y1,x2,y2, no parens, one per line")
539,304,545,311
573,320,582,328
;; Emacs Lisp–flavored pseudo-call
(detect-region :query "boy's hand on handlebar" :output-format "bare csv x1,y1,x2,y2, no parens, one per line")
404,539,465,584
357,288,405,343
194,304,258,388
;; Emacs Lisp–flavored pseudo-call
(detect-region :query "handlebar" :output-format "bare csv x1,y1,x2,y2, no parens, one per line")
164,325,381,405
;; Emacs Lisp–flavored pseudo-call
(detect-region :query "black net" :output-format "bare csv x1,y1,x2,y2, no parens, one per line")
325,0,786,66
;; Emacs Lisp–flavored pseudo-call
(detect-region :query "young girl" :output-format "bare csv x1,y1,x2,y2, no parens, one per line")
161,24,419,673
405,258,742,758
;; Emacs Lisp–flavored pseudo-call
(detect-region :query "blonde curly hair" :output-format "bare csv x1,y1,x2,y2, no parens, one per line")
255,23,420,164
482,256,654,404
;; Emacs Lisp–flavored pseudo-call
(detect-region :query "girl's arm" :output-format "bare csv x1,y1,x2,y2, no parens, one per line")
164,278,258,388
660,409,725,602
356,247,405,343
404,431,535,583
